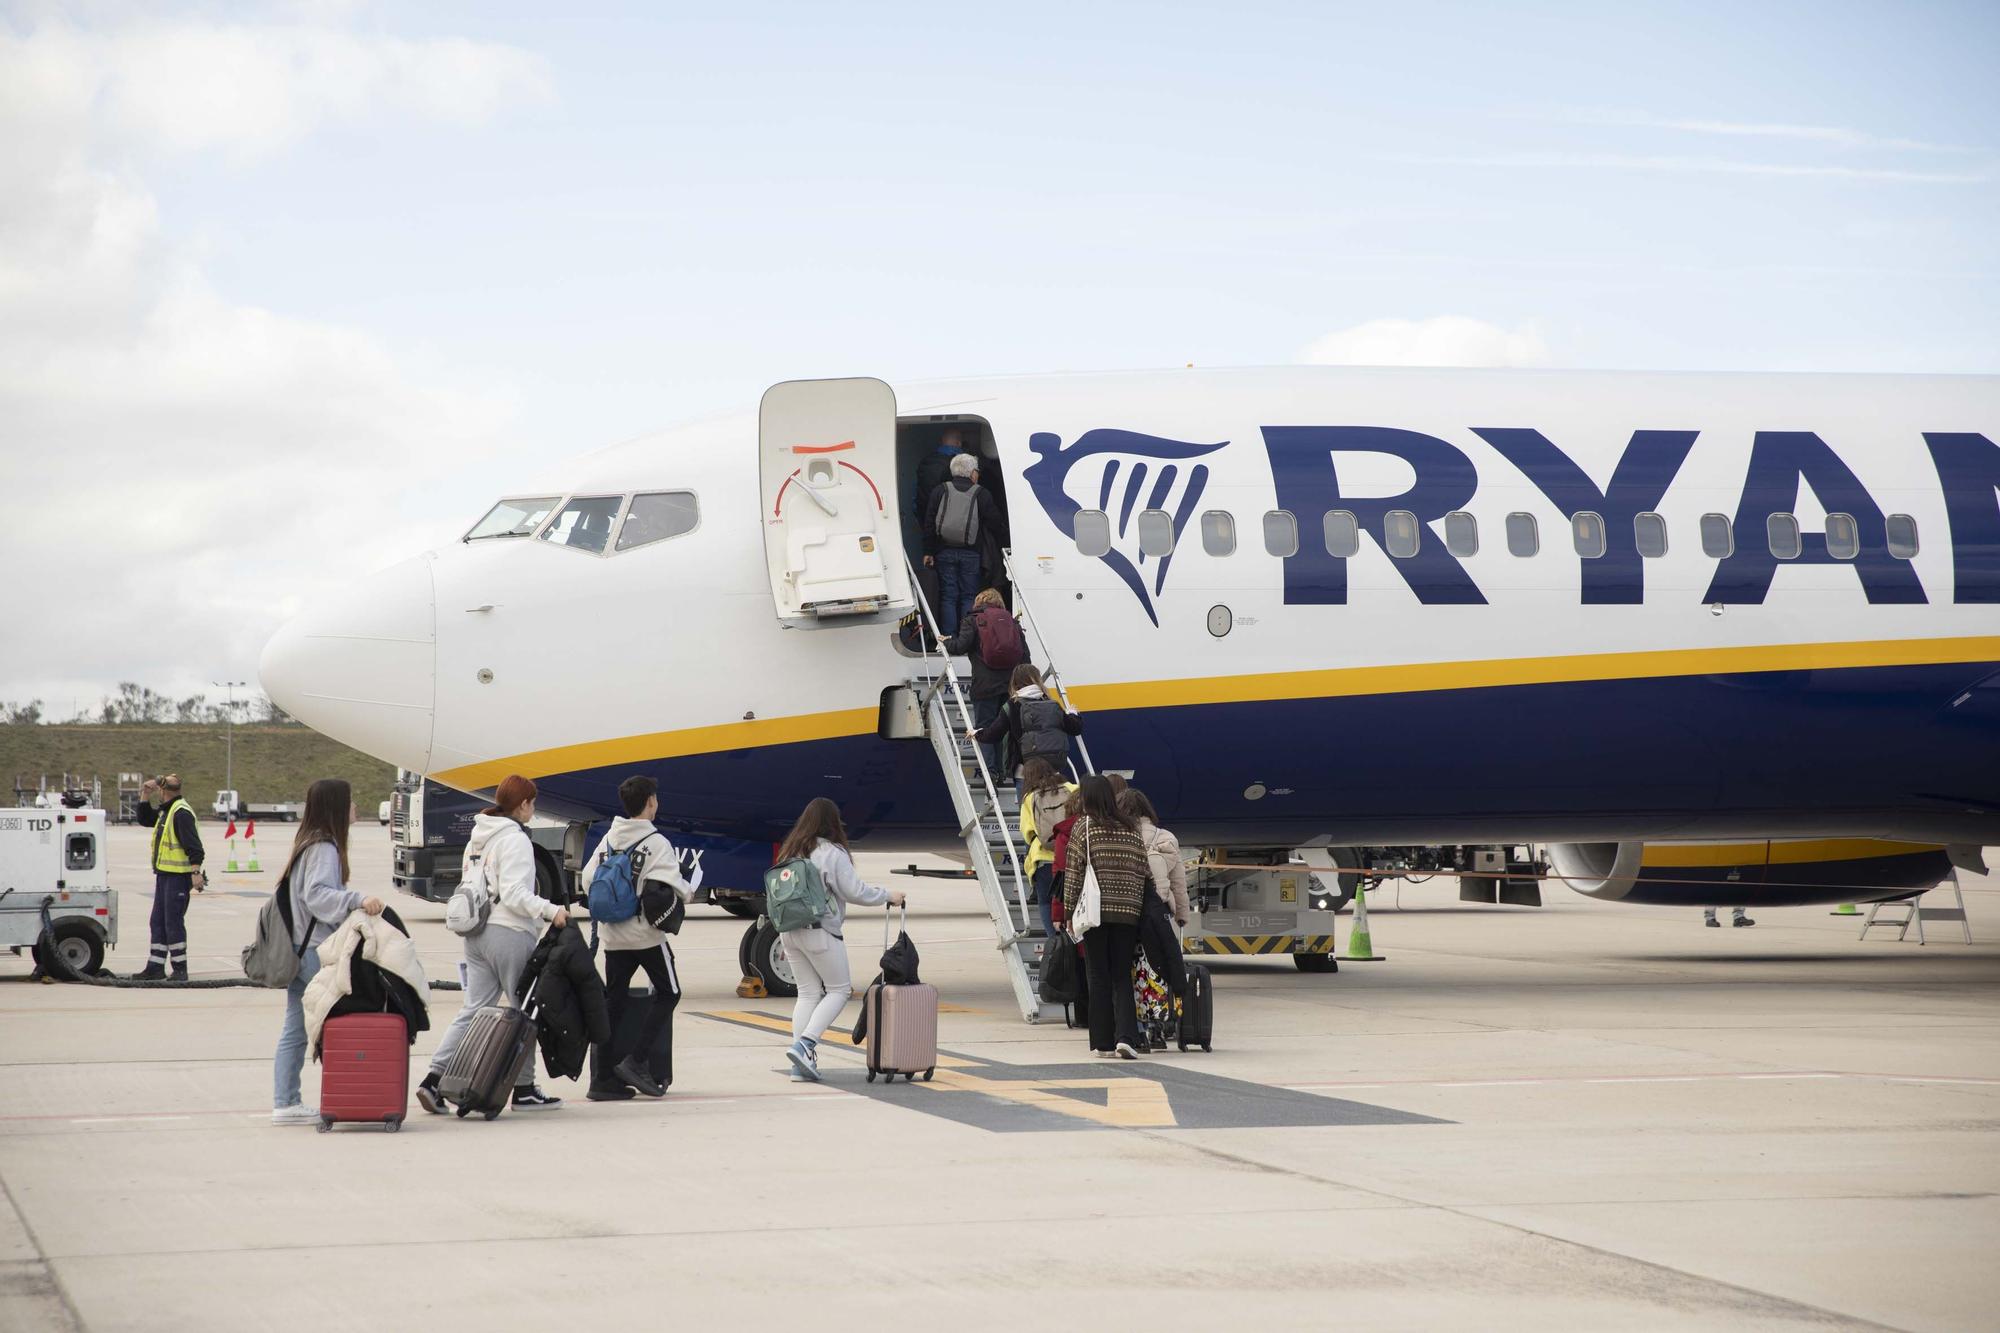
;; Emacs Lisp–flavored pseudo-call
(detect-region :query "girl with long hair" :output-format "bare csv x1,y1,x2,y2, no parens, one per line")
773,797,905,1082
1061,775,1150,1059
1019,758,1076,941
272,778,384,1125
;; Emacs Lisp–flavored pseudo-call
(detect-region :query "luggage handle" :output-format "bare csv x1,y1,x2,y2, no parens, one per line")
884,900,907,948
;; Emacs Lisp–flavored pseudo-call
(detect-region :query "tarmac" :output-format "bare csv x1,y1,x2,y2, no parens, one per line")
2,823,1997,1332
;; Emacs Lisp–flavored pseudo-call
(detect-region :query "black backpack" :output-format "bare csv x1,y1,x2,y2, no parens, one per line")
1016,697,1069,764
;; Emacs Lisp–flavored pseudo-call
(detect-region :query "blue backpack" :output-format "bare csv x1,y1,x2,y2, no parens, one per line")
587,836,652,924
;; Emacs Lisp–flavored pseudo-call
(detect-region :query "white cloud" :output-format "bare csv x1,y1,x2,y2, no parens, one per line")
0,7,549,711
1574,111,1974,156
1377,151,1986,185
1299,316,1551,369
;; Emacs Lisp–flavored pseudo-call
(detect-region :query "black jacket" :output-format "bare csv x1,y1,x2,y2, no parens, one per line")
517,924,610,1080
924,477,1006,558
972,693,1083,775
320,906,430,1049
943,606,1030,702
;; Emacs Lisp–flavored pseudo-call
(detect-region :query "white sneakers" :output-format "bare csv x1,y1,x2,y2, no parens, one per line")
1114,1042,1141,1061
271,1104,319,1126
786,1038,820,1082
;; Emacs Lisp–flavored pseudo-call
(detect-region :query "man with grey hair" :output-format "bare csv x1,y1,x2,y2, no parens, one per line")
925,450,1004,636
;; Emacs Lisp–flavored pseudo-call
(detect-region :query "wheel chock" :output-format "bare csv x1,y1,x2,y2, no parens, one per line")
736,974,768,999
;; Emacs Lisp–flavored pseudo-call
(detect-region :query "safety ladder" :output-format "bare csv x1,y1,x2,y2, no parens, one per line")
903,553,1093,1022
1859,874,1974,945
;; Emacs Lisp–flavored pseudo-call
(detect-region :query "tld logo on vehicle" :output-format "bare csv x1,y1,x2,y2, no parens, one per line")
1026,425,2000,619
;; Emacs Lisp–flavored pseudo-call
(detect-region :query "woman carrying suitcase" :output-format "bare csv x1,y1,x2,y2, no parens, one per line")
272,778,384,1125
774,798,904,1083
416,775,570,1115
1061,776,1150,1060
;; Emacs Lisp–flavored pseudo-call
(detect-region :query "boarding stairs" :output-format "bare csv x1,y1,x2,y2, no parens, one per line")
903,552,1096,1022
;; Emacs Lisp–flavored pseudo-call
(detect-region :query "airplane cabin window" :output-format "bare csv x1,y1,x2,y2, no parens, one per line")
1886,513,1920,559
1505,512,1539,557
1444,510,1478,557
1200,510,1236,556
1634,511,1668,558
467,496,560,541
1572,511,1607,559
617,491,700,551
1263,510,1299,558
1323,509,1359,558
539,494,625,556
1767,512,1802,560
1074,509,1112,558
1823,512,1859,561
1137,508,1175,557
1384,509,1421,559
1700,512,1734,558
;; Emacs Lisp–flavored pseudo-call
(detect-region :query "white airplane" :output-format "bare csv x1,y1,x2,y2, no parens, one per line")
263,368,1999,922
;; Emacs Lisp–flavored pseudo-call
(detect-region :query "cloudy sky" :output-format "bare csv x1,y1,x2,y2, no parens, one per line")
1,0,1995,716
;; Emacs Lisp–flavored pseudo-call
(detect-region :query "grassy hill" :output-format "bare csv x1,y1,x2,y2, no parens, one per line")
1,723,397,815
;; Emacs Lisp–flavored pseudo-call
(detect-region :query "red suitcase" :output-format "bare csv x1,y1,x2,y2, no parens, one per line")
318,1013,410,1132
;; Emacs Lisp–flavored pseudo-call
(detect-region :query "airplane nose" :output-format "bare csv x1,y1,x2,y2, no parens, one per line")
260,555,436,773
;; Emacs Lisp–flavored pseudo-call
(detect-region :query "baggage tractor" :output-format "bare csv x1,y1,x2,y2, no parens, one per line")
1177,961,1214,1052
318,1013,410,1132
863,981,938,1082
438,1002,536,1119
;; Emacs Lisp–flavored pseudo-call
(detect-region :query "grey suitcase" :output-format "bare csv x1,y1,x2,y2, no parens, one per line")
438,1000,535,1119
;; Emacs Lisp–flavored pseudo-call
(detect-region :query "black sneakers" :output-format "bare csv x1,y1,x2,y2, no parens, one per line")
613,1056,666,1098
510,1086,562,1111
415,1077,449,1115
586,1083,636,1102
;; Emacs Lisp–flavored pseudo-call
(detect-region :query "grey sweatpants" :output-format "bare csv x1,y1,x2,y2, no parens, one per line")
428,924,539,1087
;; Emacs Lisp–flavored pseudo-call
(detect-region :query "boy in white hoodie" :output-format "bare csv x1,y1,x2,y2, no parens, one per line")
578,776,692,1101
416,775,568,1114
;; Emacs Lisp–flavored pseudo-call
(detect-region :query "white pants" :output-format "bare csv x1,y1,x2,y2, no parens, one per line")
782,927,851,1044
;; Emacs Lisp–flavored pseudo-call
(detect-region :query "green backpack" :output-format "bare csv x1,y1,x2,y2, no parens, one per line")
764,856,832,932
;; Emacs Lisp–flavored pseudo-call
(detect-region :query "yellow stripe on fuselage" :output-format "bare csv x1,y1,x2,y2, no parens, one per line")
430,634,2000,790
1641,838,1945,868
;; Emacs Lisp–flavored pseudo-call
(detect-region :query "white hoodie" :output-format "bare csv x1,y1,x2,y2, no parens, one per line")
578,815,692,951
462,813,559,938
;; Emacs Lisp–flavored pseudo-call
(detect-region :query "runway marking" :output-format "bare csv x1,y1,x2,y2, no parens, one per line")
1281,1070,1993,1092
695,1008,1446,1134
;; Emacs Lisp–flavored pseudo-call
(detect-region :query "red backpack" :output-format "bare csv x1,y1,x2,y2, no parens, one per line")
972,605,1027,670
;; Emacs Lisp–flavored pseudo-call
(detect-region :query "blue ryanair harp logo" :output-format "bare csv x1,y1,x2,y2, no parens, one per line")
1022,429,1230,625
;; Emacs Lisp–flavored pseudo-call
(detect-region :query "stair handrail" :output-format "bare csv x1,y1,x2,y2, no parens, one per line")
999,547,1098,780
903,555,1037,934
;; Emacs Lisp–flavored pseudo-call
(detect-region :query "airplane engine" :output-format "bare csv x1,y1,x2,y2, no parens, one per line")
1547,839,1954,908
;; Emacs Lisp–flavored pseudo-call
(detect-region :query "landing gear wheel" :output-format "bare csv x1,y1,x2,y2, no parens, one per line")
744,920,798,998
33,921,104,977
1295,952,1337,973
720,899,760,920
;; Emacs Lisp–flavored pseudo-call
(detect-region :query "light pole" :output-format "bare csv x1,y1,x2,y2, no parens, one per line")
213,680,244,806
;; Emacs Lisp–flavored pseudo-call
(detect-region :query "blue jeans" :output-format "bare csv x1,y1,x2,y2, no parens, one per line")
971,695,1003,780
273,944,323,1109
935,547,981,637
1033,863,1056,939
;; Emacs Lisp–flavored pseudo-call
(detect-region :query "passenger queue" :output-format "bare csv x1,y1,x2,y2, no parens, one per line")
262,578,1204,1125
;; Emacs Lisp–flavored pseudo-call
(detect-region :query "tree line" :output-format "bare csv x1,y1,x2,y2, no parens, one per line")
0,683,297,727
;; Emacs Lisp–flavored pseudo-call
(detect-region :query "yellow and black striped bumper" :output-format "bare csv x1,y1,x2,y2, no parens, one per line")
1183,934,1337,956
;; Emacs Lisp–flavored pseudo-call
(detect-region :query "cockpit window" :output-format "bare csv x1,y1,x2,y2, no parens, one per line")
538,495,624,556
466,496,560,541
618,492,700,551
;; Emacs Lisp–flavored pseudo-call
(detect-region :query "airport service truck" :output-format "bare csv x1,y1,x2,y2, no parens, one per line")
0,804,117,976
212,790,304,821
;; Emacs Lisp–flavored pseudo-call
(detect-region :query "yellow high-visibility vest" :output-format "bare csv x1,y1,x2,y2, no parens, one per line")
152,797,198,873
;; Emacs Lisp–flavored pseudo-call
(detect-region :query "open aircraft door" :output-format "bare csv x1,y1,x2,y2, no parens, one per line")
759,377,912,628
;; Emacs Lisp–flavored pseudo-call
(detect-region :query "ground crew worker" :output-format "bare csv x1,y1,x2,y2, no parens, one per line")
134,774,204,979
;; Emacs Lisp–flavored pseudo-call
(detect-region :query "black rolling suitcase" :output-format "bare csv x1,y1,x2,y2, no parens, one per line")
1177,962,1214,1052
438,1002,536,1119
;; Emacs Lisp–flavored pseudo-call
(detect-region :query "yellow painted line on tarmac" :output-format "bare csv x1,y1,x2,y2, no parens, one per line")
919,1067,1177,1128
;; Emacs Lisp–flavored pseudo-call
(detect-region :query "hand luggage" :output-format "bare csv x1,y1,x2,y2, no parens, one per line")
863,907,937,1083
317,1013,410,1132
1132,952,1173,1052
1177,961,1214,1052
437,1001,536,1119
